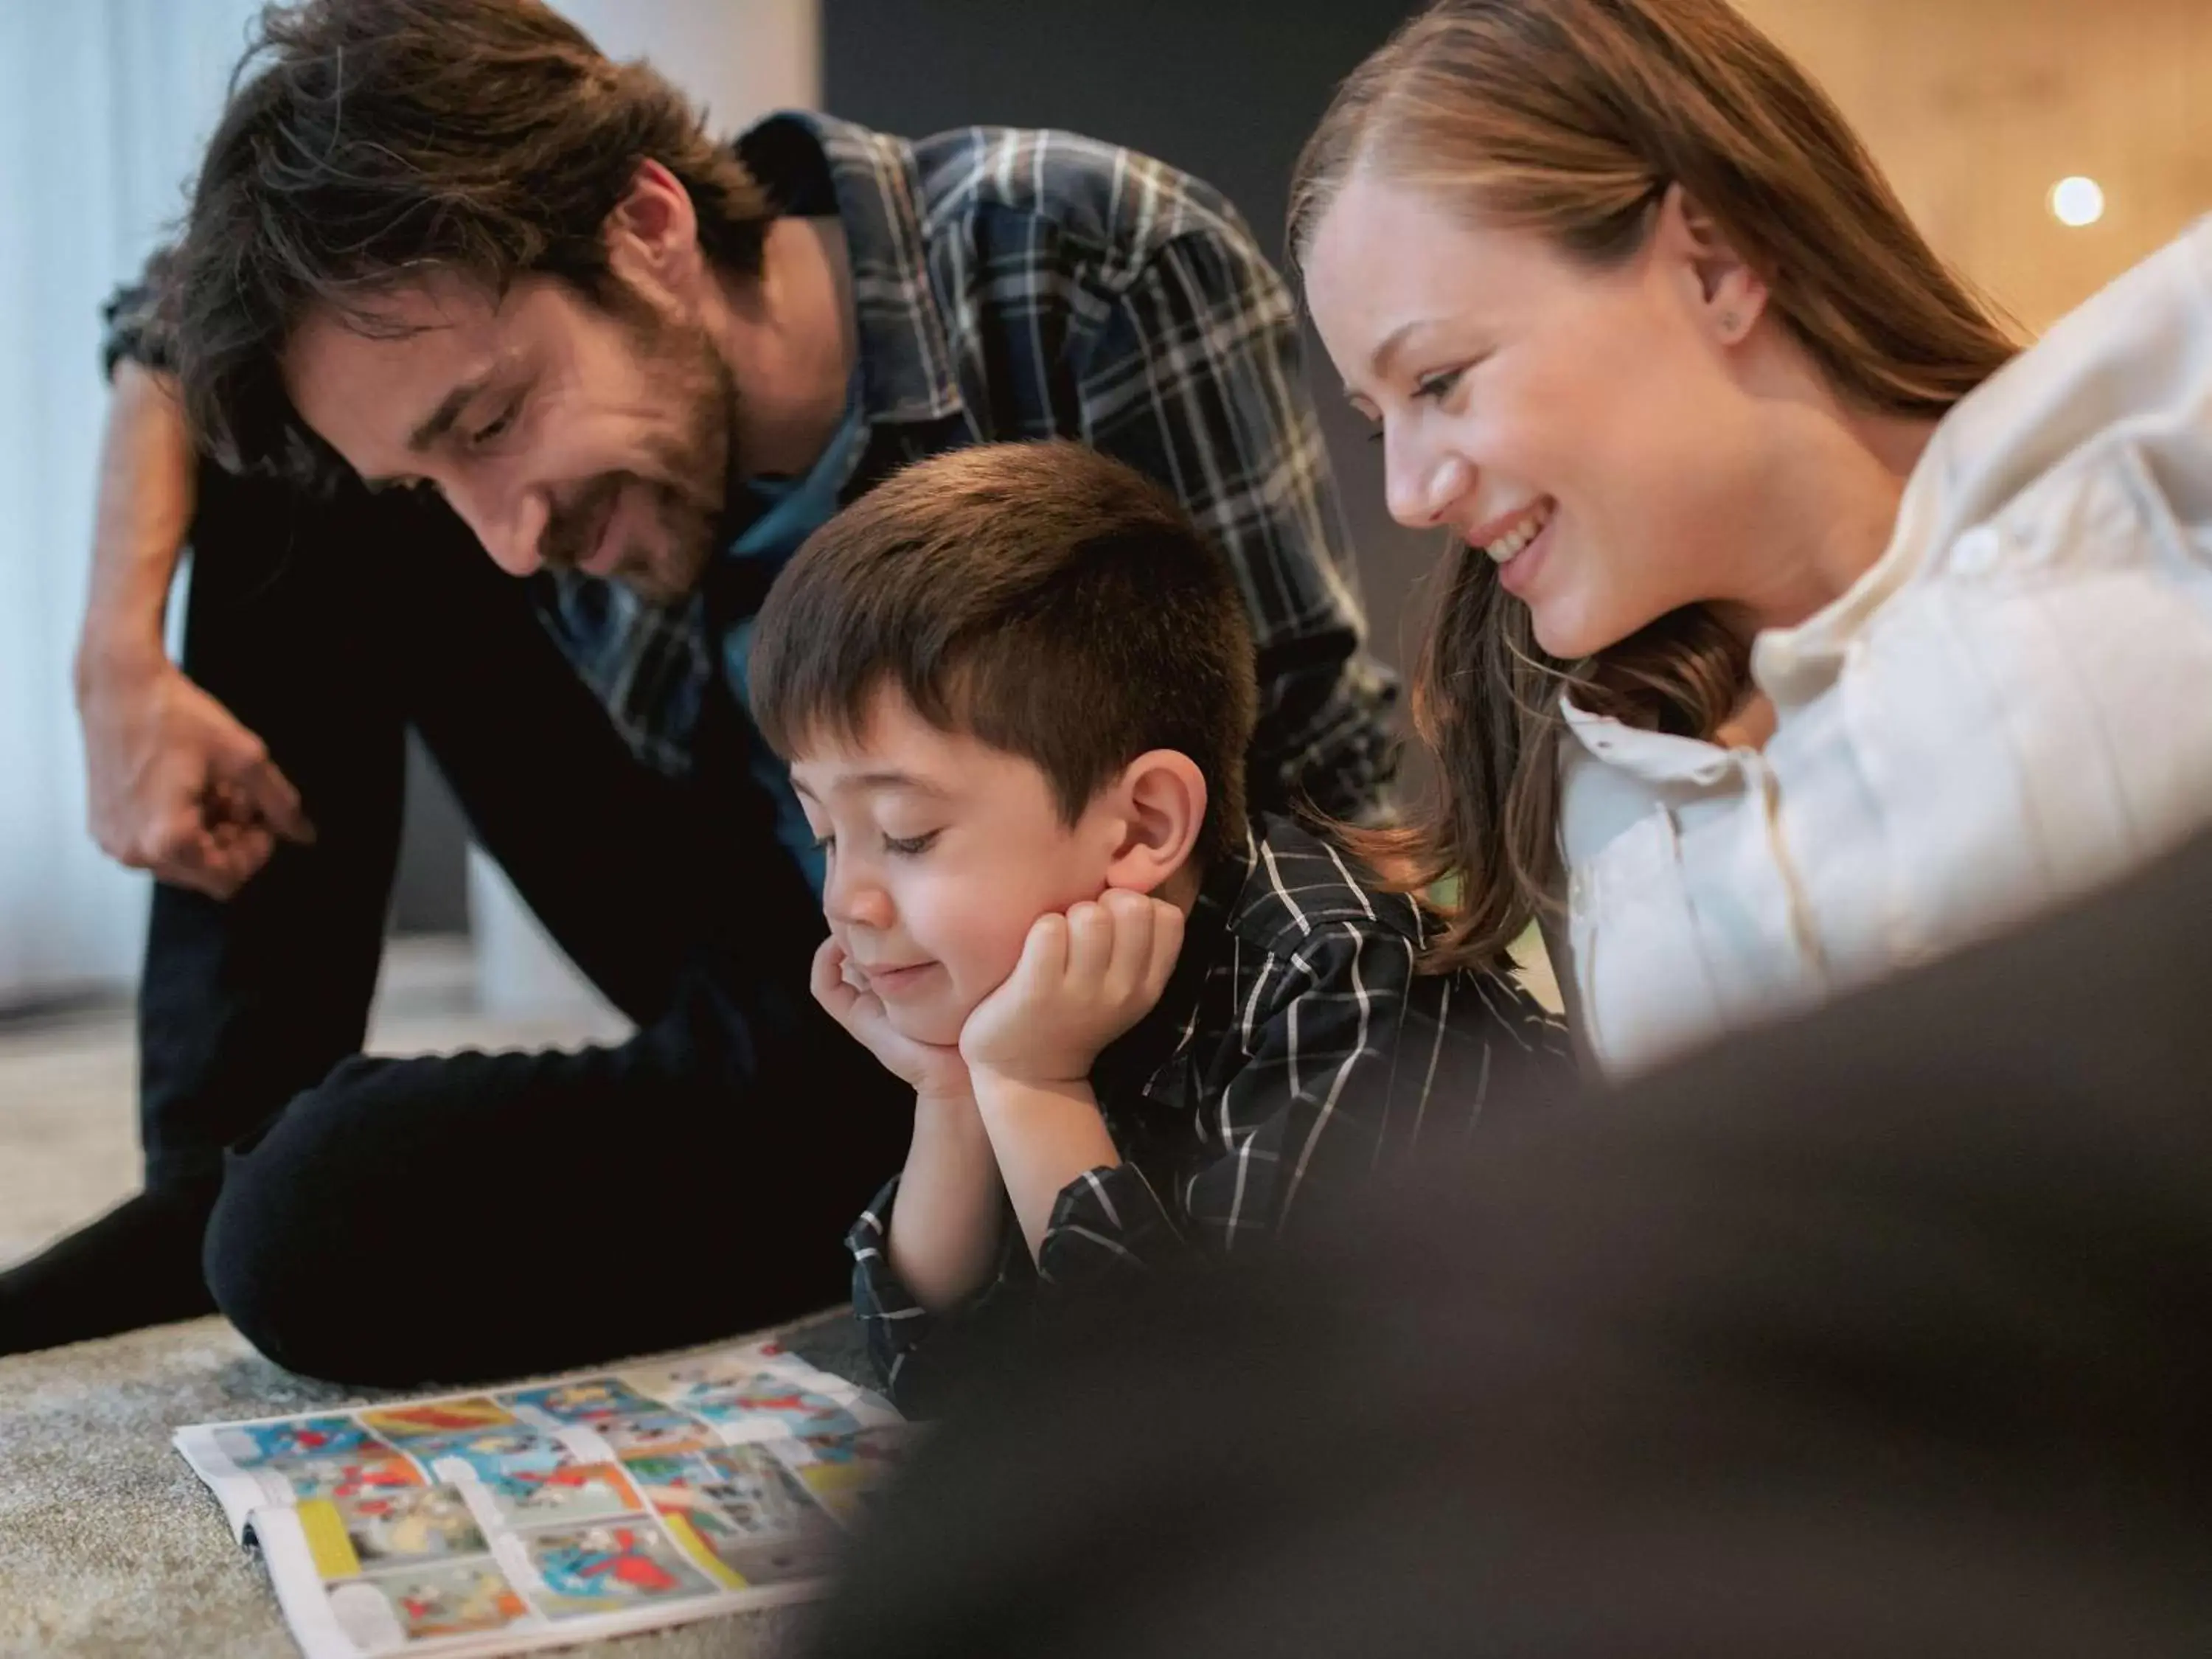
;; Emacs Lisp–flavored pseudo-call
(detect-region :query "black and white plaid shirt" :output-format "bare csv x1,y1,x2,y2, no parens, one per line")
848,813,1575,1411
105,112,1398,830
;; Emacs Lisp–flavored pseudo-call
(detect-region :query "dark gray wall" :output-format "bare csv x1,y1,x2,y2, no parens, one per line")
822,0,1437,685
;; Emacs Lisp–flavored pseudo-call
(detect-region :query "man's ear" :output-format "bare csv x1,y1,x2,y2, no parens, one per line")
1651,181,1768,347
604,158,706,296
1102,750,1207,894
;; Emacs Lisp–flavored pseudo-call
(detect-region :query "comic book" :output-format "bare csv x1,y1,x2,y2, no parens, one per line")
174,1338,915,1658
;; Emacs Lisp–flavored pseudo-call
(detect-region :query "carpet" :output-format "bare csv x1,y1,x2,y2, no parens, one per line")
0,1309,871,1659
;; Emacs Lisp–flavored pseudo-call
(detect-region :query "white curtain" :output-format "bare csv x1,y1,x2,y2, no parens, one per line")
0,0,265,1003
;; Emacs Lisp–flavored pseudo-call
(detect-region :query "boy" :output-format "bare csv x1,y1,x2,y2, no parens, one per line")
750,443,1571,1408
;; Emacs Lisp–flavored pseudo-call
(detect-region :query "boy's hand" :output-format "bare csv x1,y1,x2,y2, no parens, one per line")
959,888,1184,1087
811,938,973,1102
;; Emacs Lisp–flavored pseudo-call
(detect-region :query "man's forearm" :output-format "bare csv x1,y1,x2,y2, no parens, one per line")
883,1092,1006,1312
77,361,196,689
970,1074,1122,1261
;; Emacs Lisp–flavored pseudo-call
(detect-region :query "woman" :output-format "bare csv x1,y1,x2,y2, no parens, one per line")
1295,0,2212,1075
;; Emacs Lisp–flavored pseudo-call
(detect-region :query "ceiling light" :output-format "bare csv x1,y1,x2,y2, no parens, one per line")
2050,176,2105,228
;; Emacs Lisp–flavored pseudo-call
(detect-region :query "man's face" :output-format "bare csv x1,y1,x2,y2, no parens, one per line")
284,271,734,602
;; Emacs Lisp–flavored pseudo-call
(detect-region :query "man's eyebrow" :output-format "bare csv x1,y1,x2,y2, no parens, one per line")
406,373,492,454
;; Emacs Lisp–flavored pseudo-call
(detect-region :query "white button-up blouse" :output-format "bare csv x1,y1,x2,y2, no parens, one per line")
1560,216,2212,1079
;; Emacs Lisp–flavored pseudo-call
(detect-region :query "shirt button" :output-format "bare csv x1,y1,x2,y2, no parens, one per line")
1950,525,2003,577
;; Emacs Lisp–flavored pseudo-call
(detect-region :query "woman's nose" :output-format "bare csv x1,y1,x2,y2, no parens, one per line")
1384,439,1476,532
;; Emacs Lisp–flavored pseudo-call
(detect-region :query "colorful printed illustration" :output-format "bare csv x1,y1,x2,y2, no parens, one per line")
264,1450,425,1504
360,1398,521,1441
302,1484,487,1573
473,1461,644,1528
212,1416,381,1468
421,1426,575,1484
657,1374,863,1441
330,1560,530,1641
638,1445,842,1587
504,1377,661,1425
593,1411,715,1458
623,1352,780,1407
781,1426,921,1528
521,1523,717,1617
618,1451,720,1509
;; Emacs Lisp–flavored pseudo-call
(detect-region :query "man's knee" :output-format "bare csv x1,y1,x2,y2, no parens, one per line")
202,1057,408,1382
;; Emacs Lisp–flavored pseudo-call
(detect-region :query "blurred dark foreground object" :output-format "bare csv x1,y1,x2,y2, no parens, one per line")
804,825,2212,1658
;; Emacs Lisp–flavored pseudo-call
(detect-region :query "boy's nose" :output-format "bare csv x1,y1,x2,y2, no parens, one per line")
824,868,894,931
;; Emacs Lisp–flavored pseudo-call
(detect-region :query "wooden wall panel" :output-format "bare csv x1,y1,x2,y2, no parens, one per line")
1730,0,2212,333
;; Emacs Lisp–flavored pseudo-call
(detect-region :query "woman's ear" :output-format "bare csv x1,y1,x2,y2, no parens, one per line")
1652,181,1768,346
1102,750,1208,894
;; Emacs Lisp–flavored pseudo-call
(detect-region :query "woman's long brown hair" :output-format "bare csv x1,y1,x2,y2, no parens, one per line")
1289,0,2017,971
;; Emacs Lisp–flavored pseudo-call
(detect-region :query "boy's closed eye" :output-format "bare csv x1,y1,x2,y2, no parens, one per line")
806,827,945,857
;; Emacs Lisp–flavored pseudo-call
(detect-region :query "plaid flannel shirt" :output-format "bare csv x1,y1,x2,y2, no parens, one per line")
847,813,1575,1411
105,112,1398,830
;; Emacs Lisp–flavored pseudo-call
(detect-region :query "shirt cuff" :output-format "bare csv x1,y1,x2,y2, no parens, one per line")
846,1175,936,1411
1035,1163,1186,1290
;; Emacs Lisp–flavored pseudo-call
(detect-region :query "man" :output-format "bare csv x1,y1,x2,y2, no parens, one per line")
1,0,1395,1382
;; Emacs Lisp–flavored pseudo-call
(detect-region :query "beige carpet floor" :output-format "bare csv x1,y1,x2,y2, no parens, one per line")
0,939,860,1659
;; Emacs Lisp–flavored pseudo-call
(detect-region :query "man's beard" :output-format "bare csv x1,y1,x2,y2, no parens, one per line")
540,301,739,605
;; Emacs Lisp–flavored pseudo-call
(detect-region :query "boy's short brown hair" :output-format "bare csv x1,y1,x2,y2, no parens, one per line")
751,442,1258,865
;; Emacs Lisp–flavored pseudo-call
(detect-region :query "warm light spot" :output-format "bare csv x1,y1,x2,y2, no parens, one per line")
2050,176,2106,228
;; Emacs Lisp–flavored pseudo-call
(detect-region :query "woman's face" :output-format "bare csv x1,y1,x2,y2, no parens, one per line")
1304,174,1773,660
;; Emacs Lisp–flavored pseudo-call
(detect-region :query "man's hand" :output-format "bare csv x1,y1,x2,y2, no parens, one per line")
960,888,1184,1087
811,937,975,1102
77,649,313,898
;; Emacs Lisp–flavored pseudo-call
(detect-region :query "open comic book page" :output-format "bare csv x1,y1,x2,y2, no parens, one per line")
173,1339,917,1659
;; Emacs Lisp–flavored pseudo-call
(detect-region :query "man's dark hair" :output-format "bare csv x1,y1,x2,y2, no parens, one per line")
169,0,773,479
751,442,1259,867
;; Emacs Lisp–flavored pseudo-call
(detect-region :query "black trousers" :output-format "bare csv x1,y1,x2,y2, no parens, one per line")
141,466,904,1384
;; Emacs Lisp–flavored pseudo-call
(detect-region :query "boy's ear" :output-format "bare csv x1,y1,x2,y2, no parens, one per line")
1103,750,1207,894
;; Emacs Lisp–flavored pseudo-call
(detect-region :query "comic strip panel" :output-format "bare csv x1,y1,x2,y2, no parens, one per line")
359,1398,522,1443
625,1444,844,1588
772,1425,925,1530
324,1558,531,1646
470,1460,647,1530
513,1521,721,1618
299,1484,488,1573
212,1416,386,1469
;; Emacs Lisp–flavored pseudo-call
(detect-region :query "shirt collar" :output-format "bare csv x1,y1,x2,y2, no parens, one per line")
744,111,968,431
1559,694,1742,787
1089,828,1257,1103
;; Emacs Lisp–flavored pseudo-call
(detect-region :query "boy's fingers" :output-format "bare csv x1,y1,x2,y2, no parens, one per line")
1099,888,1155,991
1019,911,1071,987
810,937,860,1017
1146,900,1185,992
1064,901,1115,987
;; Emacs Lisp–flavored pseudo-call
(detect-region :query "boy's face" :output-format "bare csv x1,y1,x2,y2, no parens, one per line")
789,688,1130,1048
